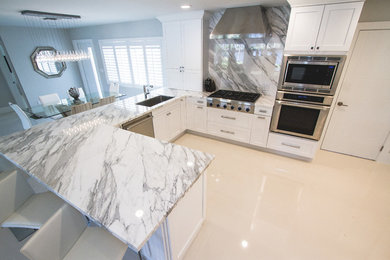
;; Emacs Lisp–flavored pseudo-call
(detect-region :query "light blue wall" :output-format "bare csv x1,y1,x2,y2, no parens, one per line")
0,68,15,107
68,19,162,94
0,26,83,106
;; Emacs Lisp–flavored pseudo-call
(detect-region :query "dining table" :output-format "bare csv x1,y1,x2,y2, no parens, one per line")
25,92,126,119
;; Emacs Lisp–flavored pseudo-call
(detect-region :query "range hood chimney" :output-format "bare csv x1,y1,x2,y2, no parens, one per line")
210,6,270,39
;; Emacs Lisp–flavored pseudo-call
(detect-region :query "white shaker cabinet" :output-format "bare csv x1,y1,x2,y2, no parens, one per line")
249,115,271,148
158,11,205,92
186,97,207,133
285,2,363,53
153,101,182,142
285,5,324,52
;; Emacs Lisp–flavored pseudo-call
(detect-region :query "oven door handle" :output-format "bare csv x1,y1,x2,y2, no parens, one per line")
275,100,330,110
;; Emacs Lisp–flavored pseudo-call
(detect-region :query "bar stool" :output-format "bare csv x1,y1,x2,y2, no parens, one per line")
20,203,128,260
0,170,64,240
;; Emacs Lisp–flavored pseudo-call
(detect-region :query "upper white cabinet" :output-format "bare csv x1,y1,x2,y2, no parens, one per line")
285,2,364,53
158,11,205,92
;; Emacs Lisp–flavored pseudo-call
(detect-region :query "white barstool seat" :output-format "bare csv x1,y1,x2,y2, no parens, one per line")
0,170,64,230
20,204,128,260
8,102,32,130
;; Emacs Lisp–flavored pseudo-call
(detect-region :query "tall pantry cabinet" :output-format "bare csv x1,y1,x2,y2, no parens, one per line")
158,11,207,92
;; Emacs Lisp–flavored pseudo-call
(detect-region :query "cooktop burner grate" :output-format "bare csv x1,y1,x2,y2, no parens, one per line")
208,90,261,103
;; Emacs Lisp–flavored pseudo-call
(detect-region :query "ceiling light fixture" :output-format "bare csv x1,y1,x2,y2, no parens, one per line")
181,4,192,9
21,10,90,63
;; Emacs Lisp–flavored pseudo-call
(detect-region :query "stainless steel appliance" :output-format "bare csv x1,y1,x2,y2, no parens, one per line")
121,113,155,138
271,55,346,140
279,55,345,95
207,90,261,114
270,91,332,140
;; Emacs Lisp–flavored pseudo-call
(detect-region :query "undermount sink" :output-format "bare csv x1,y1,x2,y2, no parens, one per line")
136,95,174,107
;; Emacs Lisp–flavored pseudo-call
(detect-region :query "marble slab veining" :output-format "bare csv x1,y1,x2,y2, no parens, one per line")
0,88,214,251
208,6,290,97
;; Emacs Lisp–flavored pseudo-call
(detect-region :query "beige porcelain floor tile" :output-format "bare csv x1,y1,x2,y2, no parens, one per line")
174,134,390,260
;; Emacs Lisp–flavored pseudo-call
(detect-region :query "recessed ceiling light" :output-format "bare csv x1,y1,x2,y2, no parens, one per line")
181,4,192,9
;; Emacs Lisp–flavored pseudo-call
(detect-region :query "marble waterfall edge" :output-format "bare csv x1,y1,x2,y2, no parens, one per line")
0,102,214,251
208,6,290,97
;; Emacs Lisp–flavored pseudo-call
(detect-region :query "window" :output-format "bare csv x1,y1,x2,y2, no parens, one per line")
99,38,163,88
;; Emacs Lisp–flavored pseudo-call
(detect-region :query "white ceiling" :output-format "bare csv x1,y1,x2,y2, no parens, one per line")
0,0,288,28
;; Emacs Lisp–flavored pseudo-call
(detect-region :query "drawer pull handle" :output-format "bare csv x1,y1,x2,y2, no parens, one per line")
197,100,204,104
257,116,266,119
166,112,171,116
281,142,301,149
220,129,234,135
259,110,267,113
197,106,203,109
221,115,236,120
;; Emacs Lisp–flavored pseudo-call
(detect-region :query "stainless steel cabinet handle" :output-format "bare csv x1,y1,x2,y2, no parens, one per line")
197,100,204,104
166,112,171,116
337,101,348,107
281,142,301,149
257,116,266,119
221,115,236,120
258,110,267,113
220,129,234,135
197,106,203,109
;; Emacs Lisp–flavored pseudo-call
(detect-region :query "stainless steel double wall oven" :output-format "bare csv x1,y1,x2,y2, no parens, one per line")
271,55,345,140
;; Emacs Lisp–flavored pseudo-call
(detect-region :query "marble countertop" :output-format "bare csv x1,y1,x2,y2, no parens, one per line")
0,88,273,250
0,88,214,251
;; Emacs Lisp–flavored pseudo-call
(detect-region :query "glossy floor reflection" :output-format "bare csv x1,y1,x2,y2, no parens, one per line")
174,134,390,260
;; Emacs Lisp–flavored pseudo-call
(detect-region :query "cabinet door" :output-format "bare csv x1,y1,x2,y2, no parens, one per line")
181,19,202,71
285,5,324,52
153,113,170,142
249,115,271,147
166,102,182,141
163,21,182,69
316,2,363,52
165,68,182,89
182,70,202,91
187,104,207,133
180,98,187,132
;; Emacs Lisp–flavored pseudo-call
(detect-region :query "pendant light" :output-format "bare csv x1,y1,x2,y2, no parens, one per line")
21,10,90,63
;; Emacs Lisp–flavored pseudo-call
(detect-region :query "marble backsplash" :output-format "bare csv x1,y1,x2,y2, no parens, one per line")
208,6,290,96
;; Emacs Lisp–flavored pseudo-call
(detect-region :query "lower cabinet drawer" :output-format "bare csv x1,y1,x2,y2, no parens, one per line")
207,109,253,129
207,122,251,143
267,133,318,158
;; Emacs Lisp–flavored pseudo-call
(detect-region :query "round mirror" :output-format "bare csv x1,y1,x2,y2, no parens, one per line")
30,46,67,78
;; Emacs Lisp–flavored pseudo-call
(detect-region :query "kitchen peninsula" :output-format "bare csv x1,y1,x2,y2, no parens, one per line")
0,88,215,258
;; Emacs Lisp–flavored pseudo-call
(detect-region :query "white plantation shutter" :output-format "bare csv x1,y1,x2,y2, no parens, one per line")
102,46,119,82
145,45,163,87
115,46,132,84
129,45,147,85
99,38,163,88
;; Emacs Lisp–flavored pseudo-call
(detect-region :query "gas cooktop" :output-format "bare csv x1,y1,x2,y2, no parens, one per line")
208,90,261,103
207,90,261,114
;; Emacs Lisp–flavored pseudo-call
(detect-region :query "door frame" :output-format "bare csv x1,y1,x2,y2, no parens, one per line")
72,39,103,98
0,37,30,109
319,21,390,148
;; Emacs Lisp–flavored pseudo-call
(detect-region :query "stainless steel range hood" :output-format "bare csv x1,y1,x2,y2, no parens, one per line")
210,6,270,40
